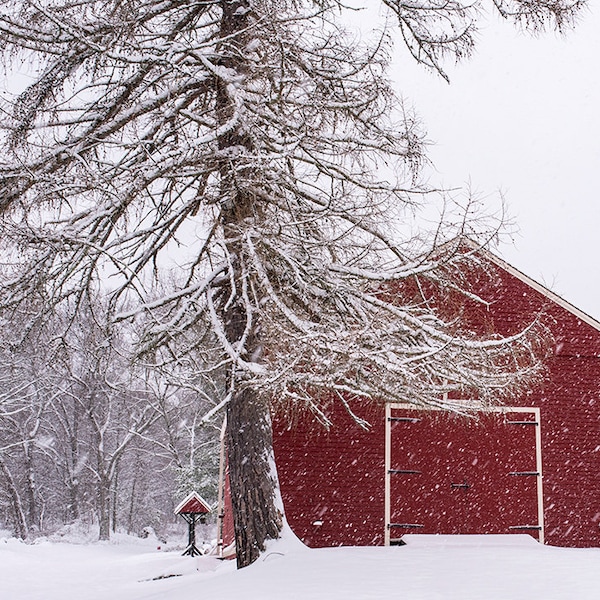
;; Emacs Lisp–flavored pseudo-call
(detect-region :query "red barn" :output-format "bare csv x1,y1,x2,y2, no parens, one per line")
220,249,600,551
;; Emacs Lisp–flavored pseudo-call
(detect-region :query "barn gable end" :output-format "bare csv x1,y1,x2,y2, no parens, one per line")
271,249,600,548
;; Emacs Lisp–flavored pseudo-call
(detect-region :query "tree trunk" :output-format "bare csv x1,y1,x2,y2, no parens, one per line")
221,274,284,567
97,473,111,541
226,388,282,568
22,442,38,530
111,462,119,533
67,475,79,522
216,0,283,567
0,455,28,539
68,395,81,521
220,250,284,567
127,467,138,534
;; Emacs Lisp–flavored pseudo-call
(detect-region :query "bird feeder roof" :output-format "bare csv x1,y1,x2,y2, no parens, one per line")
174,491,211,515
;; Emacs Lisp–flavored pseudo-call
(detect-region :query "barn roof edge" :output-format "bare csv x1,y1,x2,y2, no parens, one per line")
474,242,600,332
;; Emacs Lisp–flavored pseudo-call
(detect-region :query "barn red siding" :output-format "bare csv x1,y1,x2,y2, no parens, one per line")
273,402,385,547
271,256,600,548
484,265,600,546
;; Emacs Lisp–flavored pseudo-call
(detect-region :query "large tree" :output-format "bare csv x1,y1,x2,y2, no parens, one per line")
0,0,581,566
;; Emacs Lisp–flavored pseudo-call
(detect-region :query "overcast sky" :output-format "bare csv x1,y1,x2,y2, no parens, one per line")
376,2,600,319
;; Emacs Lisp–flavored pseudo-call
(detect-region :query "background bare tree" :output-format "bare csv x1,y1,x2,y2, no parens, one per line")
0,0,582,566
0,306,61,537
0,302,221,541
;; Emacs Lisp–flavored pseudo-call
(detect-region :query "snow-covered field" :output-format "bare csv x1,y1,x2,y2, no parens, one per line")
1,531,599,600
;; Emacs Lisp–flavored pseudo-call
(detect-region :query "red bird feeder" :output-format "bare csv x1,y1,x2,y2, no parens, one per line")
175,491,211,556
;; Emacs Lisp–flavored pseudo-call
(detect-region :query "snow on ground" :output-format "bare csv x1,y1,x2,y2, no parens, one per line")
1,532,599,600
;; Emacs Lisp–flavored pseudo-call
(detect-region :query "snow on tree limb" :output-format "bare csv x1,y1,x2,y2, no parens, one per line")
0,0,582,566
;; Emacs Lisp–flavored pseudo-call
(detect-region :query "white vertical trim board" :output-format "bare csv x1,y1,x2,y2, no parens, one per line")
384,403,392,546
534,407,545,545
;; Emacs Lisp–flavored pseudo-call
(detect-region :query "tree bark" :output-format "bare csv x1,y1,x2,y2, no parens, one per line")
111,464,119,534
22,441,38,530
216,0,284,568
226,387,282,568
221,249,284,567
97,472,111,541
68,396,81,521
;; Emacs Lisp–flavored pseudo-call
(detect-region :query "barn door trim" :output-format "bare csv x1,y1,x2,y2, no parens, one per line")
384,404,545,545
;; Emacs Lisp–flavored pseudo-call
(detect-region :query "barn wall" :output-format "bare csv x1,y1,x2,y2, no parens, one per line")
273,401,386,547
271,257,600,548
484,264,600,547
219,470,236,557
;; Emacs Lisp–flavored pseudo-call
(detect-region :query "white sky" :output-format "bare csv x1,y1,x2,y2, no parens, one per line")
381,2,600,319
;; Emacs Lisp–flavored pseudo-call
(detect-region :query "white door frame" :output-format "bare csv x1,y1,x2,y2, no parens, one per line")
384,404,545,545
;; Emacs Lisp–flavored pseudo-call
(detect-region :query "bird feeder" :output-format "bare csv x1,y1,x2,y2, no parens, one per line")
174,491,211,556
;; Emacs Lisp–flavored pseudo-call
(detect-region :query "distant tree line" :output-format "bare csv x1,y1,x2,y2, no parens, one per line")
0,297,222,541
